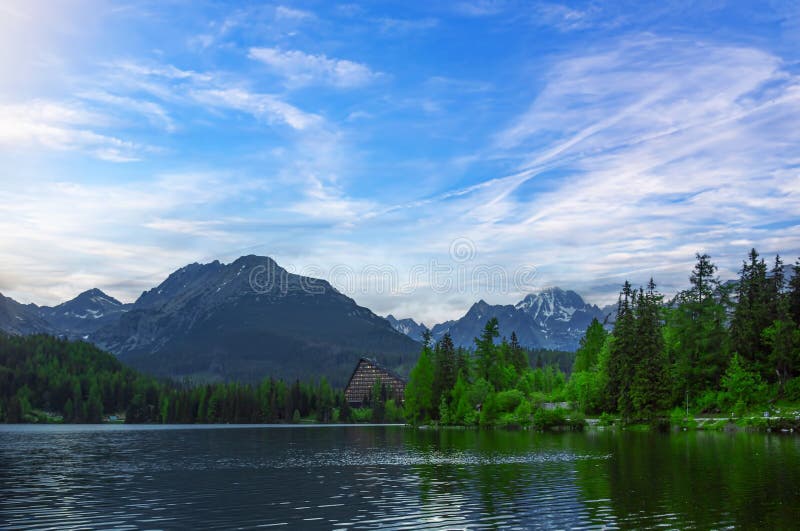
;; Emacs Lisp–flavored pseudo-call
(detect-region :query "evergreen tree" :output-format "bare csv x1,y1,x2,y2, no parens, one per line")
629,279,670,419
404,343,435,424
789,258,800,326
607,281,636,417
572,318,606,373
370,378,386,422
508,332,528,373
474,317,500,381
763,296,800,387
433,333,457,410
666,253,729,403
731,249,773,379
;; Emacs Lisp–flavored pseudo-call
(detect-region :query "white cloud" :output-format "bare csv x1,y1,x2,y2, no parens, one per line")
287,176,375,227
0,100,153,162
248,47,380,88
79,90,176,132
275,5,315,20
415,36,800,309
453,0,510,17
191,88,322,130
374,17,438,34
100,59,323,131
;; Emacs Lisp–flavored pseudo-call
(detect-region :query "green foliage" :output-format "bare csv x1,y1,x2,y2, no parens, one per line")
572,319,607,373
607,280,671,421
598,412,616,427
350,407,372,423
532,408,570,430
574,249,800,421
494,389,525,412
404,344,435,424
384,399,404,423
629,280,671,419
669,407,697,430
0,333,355,425
665,253,730,403
731,248,774,378
720,354,767,412
404,314,571,426
763,318,800,386
474,318,500,381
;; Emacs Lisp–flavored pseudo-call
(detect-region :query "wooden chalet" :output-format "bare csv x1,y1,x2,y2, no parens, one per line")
344,357,407,407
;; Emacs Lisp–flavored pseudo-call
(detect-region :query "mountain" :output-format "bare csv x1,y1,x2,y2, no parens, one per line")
385,314,428,341
38,289,132,339
0,293,53,336
92,255,420,385
428,288,608,351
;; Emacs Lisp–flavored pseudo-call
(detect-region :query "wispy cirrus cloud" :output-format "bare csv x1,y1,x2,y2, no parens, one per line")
396,36,800,311
191,88,321,130
0,99,155,162
100,58,324,131
248,47,380,88
275,5,315,21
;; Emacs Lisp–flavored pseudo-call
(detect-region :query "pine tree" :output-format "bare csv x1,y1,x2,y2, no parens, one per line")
404,343,435,424
666,253,729,403
731,248,772,378
789,258,800,326
769,254,786,320
630,279,670,419
572,319,606,373
764,317,799,387
474,318,500,381
433,333,457,409
690,253,716,303
607,281,636,417
370,378,386,422
508,332,528,373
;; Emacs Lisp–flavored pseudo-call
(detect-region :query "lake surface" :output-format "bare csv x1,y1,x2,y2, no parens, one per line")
1,425,799,529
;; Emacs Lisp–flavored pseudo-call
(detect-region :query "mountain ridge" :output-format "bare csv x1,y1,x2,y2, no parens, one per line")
387,287,615,351
1,260,621,381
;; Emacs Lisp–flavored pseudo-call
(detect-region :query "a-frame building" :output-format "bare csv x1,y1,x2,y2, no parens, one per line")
344,358,406,407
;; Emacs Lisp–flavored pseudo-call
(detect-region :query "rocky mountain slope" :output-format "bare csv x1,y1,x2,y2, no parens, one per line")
90,255,419,385
38,288,132,338
388,288,614,351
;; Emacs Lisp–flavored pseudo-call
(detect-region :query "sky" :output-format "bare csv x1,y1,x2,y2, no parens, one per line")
1,0,799,325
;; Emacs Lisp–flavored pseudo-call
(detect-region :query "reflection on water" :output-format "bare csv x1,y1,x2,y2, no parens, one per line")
1,425,799,529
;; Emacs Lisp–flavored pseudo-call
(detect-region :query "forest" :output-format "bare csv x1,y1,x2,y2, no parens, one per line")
404,248,800,426
0,333,356,424
2,247,799,427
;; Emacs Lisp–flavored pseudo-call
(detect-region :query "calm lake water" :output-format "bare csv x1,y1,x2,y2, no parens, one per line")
1,425,799,529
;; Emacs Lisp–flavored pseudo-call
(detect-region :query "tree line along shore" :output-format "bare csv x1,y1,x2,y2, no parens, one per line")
2,248,799,432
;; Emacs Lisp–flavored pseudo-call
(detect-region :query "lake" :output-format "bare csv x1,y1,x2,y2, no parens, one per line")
1,425,799,529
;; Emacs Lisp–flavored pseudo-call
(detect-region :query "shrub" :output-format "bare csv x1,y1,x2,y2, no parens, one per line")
695,390,721,413
532,407,568,430
598,412,616,427
782,378,800,402
350,407,372,423
568,410,586,430
385,399,404,423
495,389,525,413
733,399,747,418
513,400,532,425
720,354,767,410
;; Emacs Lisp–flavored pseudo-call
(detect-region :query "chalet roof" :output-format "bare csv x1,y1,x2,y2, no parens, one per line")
346,357,408,388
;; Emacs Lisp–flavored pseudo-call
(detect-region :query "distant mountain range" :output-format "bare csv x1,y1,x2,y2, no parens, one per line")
384,315,429,342
0,256,621,384
0,256,419,386
387,288,616,351
39,288,132,337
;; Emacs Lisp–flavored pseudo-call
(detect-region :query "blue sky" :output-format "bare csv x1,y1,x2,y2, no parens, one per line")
1,1,799,324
